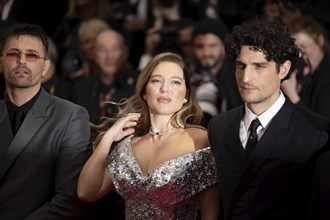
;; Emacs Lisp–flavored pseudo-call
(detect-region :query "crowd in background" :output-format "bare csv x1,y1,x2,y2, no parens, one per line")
1,0,330,122
1,0,330,219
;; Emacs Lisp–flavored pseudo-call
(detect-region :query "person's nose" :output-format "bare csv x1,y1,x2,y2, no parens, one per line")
18,53,27,64
160,83,169,93
242,66,253,82
202,47,212,57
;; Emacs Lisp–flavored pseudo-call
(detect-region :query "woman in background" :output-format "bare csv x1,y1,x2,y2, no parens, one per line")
281,15,330,119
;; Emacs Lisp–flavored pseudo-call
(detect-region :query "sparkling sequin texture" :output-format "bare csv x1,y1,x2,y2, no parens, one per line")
106,135,218,220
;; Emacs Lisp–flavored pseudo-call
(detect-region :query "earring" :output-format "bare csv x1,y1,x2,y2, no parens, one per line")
183,98,187,103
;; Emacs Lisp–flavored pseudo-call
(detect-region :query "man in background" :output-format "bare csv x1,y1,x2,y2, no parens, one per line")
191,18,242,127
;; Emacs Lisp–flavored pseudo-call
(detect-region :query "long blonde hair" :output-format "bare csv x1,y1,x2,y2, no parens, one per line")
91,52,204,146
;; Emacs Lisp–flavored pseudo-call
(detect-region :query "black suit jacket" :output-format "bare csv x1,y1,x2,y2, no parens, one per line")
208,99,328,220
307,115,330,220
0,88,92,219
298,56,330,120
70,70,136,124
308,147,330,220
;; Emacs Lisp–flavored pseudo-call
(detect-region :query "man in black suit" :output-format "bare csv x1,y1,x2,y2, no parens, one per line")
208,17,329,220
0,23,92,219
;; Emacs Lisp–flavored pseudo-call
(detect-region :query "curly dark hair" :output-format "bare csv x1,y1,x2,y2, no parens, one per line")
225,17,300,66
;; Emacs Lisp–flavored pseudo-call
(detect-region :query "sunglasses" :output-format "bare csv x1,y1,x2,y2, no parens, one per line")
1,51,46,62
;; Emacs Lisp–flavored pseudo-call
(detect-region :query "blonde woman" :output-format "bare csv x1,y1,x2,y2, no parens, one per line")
78,52,219,219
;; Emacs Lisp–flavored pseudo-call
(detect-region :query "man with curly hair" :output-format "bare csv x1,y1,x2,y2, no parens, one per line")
208,17,330,220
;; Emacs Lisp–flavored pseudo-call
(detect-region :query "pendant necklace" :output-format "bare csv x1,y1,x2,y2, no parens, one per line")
149,127,177,136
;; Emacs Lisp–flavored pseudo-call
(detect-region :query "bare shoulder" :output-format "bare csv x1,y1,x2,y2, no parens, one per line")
184,127,210,150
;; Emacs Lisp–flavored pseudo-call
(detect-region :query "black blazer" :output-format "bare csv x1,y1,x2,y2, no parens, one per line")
307,117,330,220
0,88,92,219
298,56,330,120
70,71,136,124
208,99,328,220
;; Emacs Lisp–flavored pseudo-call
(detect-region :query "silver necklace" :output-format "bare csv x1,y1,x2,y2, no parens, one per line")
149,127,177,136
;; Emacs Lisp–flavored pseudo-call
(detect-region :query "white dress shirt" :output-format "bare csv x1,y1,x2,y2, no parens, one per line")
240,91,286,149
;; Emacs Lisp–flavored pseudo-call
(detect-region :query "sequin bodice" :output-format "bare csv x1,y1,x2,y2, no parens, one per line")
106,136,218,220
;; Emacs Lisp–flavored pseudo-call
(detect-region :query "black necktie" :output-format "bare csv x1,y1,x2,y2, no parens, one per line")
12,109,25,135
245,118,261,158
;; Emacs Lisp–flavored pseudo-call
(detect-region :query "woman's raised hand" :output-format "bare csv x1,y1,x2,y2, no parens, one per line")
106,113,141,142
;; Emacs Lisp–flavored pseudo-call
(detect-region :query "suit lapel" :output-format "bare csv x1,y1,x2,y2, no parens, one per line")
0,100,13,156
228,100,294,215
225,108,247,167
0,89,52,181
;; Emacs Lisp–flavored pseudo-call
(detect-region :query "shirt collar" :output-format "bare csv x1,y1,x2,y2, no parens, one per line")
6,89,41,121
244,91,286,130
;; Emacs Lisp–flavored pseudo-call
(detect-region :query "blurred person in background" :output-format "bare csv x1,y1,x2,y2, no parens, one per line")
53,0,121,78
70,31,137,220
136,0,182,69
70,28,137,124
108,0,154,68
191,18,242,127
0,73,4,99
41,37,71,100
137,17,195,71
176,18,195,68
63,18,111,81
261,0,301,26
281,15,330,119
70,28,137,220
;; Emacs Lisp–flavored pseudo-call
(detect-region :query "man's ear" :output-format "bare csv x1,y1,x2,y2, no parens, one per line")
41,59,51,77
279,60,291,80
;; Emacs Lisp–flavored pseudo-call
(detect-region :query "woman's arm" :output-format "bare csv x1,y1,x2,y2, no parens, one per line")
198,184,221,220
77,113,140,202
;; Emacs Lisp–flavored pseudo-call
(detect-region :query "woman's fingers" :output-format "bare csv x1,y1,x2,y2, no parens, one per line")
110,113,141,141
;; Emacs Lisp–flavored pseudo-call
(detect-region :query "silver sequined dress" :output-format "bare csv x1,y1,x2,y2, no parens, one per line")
106,135,218,220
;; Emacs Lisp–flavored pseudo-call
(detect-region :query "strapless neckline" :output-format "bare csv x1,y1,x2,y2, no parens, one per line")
127,135,212,177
